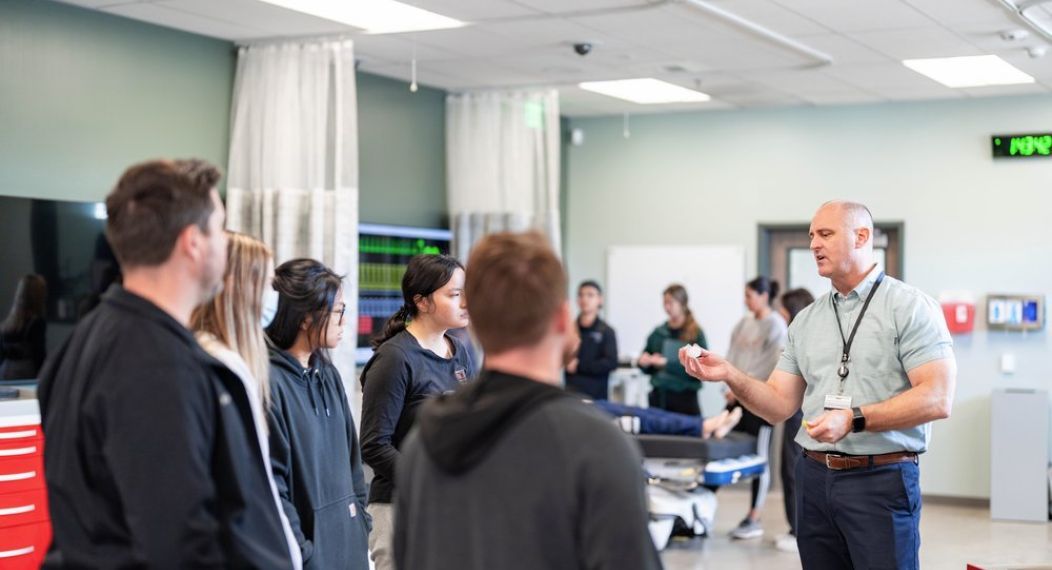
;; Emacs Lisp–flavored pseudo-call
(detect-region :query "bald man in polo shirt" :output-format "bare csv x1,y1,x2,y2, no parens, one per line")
679,201,956,570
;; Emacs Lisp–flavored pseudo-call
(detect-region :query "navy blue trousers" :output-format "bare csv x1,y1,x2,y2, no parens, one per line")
796,452,922,570
592,401,700,436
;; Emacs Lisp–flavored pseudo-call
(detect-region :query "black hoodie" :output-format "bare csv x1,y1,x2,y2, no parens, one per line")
37,286,292,569
359,329,474,504
267,346,370,570
394,370,663,570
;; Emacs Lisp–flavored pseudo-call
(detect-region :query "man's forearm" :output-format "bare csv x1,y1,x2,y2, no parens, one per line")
861,381,951,433
725,369,796,424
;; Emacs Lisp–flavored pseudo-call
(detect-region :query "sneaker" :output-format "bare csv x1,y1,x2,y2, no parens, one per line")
774,533,798,553
729,518,764,540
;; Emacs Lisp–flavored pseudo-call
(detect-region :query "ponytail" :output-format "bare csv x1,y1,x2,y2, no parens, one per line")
747,276,780,306
681,309,701,343
372,304,412,349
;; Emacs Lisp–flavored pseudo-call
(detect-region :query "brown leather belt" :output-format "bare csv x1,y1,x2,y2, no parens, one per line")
805,450,918,471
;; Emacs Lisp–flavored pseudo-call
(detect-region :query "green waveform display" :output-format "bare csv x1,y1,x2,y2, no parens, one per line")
360,236,442,256
359,263,408,291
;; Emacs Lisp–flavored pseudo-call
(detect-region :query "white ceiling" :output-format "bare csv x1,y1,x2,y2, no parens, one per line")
57,0,1052,116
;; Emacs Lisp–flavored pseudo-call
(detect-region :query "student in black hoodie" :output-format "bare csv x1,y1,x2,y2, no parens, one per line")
359,254,474,570
265,259,370,570
565,279,619,400
38,159,293,568
395,231,662,570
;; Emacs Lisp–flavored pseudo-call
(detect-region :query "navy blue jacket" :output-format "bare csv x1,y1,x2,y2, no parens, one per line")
267,346,370,570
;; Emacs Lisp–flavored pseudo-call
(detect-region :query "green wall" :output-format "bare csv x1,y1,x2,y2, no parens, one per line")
0,0,236,202
357,73,447,229
0,1,449,227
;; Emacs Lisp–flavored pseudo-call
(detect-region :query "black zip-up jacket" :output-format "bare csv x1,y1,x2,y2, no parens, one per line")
37,286,292,569
359,330,475,504
395,370,663,570
565,316,619,400
267,346,371,570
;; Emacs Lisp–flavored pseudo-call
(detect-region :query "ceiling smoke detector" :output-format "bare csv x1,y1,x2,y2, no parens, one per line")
1000,29,1031,41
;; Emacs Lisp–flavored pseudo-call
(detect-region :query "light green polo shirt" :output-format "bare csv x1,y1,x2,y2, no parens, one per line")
777,266,954,454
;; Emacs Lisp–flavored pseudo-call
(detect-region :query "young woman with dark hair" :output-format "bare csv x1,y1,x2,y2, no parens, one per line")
639,284,708,415
773,287,816,554
265,258,370,570
565,280,619,400
723,276,789,541
359,253,474,570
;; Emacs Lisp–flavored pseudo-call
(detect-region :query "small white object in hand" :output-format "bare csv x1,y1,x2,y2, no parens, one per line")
685,344,703,359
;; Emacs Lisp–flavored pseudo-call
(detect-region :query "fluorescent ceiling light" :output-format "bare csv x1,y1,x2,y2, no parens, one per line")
258,0,465,34
902,55,1035,88
578,78,711,104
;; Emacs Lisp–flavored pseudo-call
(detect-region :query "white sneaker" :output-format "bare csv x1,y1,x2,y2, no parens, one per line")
729,518,763,540
774,533,798,553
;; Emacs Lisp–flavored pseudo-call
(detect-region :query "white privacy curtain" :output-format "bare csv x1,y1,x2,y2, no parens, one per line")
225,39,359,407
446,89,561,261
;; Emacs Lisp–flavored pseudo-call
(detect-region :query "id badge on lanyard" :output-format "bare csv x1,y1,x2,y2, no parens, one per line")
825,271,885,412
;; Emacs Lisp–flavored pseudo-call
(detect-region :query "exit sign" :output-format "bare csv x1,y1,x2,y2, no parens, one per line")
991,133,1052,158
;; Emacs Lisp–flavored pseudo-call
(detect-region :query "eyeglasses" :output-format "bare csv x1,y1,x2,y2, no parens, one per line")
332,304,346,326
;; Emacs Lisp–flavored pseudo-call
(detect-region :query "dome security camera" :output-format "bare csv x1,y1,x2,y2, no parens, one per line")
573,42,593,56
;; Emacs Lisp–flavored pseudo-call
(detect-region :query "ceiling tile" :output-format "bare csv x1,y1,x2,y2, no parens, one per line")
571,7,728,46
512,0,649,14
801,90,885,105
960,82,1050,98
824,61,947,90
352,34,465,62
736,68,854,92
702,0,832,36
793,34,891,65
878,87,964,101
851,27,985,60
407,0,542,20
103,2,264,39
159,0,353,37
903,0,1016,27
53,0,142,8
768,0,935,32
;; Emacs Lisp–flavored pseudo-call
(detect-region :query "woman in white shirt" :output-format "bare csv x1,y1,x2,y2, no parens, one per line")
191,231,302,569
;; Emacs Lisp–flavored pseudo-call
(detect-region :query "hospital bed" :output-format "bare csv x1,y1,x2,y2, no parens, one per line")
633,432,767,549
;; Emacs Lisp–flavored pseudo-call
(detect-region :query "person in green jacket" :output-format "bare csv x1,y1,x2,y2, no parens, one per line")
639,283,708,415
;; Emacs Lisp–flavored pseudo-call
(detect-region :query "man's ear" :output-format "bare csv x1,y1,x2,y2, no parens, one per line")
558,300,580,367
855,227,871,249
555,300,572,334
177,224,202,264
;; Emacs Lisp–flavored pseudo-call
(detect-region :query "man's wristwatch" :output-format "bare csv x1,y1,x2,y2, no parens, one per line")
851,406,866,433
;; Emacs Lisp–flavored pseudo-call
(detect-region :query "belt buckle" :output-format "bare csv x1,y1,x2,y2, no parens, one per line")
825,453,840,470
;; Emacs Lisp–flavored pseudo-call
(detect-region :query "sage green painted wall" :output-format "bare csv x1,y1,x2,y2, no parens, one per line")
357,73,447,229
565,94,1052,499
0,0,236,202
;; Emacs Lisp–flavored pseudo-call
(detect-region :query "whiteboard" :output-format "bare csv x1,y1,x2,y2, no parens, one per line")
606,245,746,415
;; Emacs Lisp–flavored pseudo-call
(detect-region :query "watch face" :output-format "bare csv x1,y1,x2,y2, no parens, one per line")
852,409,865,432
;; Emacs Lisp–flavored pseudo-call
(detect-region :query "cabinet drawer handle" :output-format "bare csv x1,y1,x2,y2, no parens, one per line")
0,447,36,457
0,504,35,516
0,546,34,558
0,431,36,440
0,471,36,482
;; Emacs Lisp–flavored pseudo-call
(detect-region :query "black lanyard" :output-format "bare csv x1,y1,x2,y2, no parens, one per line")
831,271,885,383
